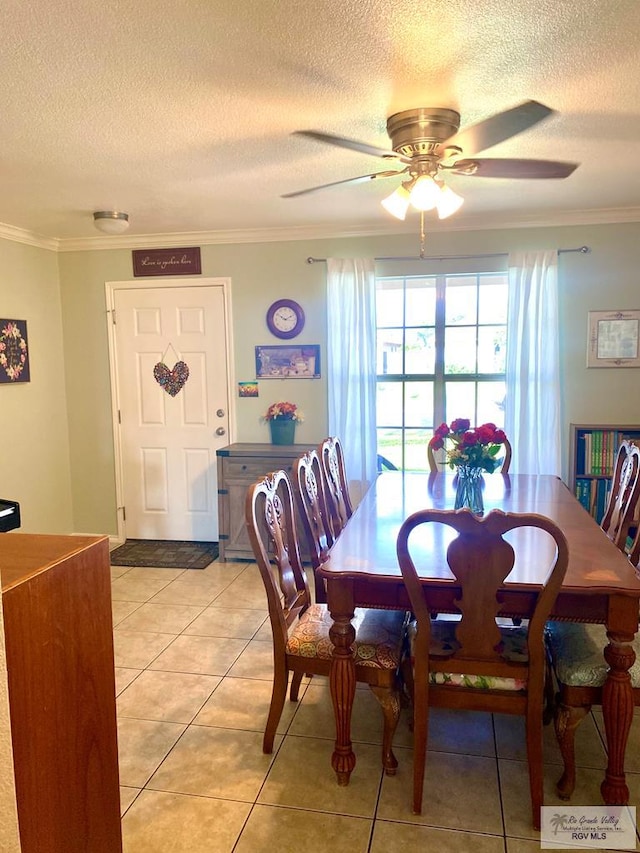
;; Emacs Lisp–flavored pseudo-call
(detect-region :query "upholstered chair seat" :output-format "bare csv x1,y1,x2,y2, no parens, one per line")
287,604,405,668
546,621,640,688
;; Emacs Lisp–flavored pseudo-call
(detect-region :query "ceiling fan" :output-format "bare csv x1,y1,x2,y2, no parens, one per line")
283,100,578,220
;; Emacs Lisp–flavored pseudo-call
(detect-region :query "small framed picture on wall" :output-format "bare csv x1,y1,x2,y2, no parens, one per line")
587,310,640,368
0,319,30,383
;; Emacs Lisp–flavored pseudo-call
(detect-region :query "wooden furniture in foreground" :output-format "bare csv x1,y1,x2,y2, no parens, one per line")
397,508,568,828
216,442,315,561
1,534,122,853
318,436,354,539
427,434,512,473
245,470,405,774
570,422,640,522
319,471,640,807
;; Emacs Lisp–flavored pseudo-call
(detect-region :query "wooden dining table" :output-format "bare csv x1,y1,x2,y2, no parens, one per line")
318,471,640,804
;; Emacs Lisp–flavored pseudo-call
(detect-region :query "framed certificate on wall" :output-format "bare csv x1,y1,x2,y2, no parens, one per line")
587,310,640,368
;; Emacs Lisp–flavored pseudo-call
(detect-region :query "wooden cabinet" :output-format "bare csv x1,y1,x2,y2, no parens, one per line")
1,534,122,853
217,442,316,561
569,423,640,523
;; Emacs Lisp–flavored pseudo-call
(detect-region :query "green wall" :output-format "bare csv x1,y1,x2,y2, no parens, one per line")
0,239,73,533
13,219,639,536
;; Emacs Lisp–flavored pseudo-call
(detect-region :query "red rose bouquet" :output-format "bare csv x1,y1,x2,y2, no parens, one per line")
432,418,506,473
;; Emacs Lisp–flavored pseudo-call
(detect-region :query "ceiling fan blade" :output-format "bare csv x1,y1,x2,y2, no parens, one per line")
450,158,579,179
444,100,555,157
281,169,404,198
292,130,411,163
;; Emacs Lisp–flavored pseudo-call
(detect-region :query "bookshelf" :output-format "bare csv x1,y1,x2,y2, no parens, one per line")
569,423,640,523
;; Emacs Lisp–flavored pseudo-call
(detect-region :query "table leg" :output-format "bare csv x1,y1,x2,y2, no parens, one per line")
600,630,636,804
326,603,357,785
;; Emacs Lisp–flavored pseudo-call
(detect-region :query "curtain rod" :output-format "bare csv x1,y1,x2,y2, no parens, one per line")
305,246,590,264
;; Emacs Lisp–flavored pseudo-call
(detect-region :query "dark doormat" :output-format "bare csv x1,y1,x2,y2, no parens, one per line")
110,539,219,569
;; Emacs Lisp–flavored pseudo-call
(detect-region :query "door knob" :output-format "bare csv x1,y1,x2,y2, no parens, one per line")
215,427,226,436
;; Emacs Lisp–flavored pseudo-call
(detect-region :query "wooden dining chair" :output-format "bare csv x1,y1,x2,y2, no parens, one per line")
246,469,407,775
599,440,640,549
396,508,569,829
293,449,334,603
545,440,640,800
427,434,512,473
318,436,354,538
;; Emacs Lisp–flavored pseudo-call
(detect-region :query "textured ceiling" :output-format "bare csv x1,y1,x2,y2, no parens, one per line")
2,0,640,245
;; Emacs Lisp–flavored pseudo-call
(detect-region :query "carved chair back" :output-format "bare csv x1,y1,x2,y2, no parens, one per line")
600,440,640,551
397,507,568,827
318,436,354,538
246,469,311,646
245,468,404,774
294,449,334,602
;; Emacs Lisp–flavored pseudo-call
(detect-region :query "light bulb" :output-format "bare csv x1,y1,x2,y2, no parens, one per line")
436,184,464,219
381,185,411,220
93,211,129,234
409,175,440,211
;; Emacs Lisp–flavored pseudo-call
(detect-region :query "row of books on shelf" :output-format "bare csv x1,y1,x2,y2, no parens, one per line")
577,429,640,476
575,476,611,521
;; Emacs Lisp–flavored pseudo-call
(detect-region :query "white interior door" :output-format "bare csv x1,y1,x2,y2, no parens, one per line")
113,283,231,541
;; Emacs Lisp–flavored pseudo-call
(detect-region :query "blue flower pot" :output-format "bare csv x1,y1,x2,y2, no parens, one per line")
269,419,296,445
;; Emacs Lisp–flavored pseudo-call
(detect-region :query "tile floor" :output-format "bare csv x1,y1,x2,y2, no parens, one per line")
112,558,640,852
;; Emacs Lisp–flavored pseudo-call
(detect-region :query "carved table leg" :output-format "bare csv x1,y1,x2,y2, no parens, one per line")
600,632,635,805
327,606,357,785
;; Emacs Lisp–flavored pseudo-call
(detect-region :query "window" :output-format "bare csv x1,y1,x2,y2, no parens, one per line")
376,272,508,471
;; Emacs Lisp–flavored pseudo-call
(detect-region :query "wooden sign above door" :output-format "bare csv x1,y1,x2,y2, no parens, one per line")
132,247,201,277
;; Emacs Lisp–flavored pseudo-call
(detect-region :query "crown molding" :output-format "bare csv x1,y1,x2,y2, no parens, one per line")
432,207,640,233
55,222,404,251
0,221,58,251
2,207,640,253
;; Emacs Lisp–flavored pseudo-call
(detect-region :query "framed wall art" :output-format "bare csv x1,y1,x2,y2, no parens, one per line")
255,345,321,379
587,310,640,368
238,381,259,397
0,319,30,383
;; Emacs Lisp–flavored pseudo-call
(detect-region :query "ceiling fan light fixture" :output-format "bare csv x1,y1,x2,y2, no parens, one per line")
436,184,465,219
408,175,441,211
380,185,411,220
93,210,129,235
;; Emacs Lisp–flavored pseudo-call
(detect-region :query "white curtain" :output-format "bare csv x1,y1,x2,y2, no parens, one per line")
326,258,378,501
505,249,561,475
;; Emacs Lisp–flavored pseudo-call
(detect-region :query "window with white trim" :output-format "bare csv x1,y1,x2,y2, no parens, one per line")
376,272,508,471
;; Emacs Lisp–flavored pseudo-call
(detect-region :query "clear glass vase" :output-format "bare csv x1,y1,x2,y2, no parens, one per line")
454,465,484,514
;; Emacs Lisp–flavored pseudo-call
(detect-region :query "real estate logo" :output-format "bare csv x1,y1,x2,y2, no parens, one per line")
541,806,636,849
